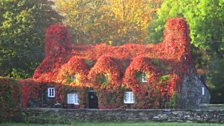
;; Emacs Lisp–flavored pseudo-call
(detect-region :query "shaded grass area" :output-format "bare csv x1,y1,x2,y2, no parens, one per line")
0,122,223,126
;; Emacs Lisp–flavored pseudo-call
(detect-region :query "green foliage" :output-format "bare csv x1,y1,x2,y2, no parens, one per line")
210,59,224,88
148,0,224,53
96,73,109,86
134,71,142,82
160,74,169,82
148,0,224,103
54,0,108,44
54,0,155,45
67,75,75,84
151,59,161,66
208,59,224,103
0,0,60,79
0,77,21,122
165,91,176,108
84,59,94,67
134,71,147,83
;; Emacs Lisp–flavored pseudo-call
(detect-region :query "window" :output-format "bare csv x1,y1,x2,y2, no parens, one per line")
202,87,205,96
48,87,55,98
124,91,135,104
141,72,147,82
67,93,79,105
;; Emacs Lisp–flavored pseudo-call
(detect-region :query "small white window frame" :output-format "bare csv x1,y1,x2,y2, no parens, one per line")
47,87,55,98
67,92,79,105
141,72,147,82
202,87,205,96
124,91,135,104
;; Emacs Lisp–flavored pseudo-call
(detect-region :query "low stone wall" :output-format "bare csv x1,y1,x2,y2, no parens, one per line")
19,108,224,123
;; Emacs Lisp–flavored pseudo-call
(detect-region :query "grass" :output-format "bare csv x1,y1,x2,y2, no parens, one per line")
0,122,223,126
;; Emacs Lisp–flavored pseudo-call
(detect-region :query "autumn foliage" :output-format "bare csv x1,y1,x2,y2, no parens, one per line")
54,0,158,44
22,18,191,109
0,18,191,109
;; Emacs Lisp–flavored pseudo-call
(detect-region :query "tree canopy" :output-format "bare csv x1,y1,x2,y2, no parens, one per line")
54,0,161,45
148,0,224,57
0,0,60,78
147,0,224,103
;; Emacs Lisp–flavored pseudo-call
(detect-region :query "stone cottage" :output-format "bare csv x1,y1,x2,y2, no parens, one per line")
21,18,210,109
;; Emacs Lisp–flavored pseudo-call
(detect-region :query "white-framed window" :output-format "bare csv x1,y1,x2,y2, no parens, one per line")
141,72,147,82
67,93,79,105
202,87,205,96
124,91,135,104
48,87,55,98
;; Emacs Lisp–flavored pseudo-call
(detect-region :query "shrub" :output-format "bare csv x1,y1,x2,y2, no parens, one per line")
0,77,21,122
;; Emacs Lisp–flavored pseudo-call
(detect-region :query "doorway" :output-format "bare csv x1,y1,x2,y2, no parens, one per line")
88,90,98,109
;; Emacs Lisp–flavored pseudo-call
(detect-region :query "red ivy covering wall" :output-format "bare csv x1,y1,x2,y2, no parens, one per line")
88,55,122,90
19,18,192,109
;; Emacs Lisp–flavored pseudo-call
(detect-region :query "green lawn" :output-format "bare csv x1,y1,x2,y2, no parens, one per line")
0,122,223,126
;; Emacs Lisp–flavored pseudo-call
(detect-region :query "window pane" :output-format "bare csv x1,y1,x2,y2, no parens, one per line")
48,88,55,98
50,89,53,96
141,72,147,82
124,91,134,104
67,93,79,105
74,93,79,104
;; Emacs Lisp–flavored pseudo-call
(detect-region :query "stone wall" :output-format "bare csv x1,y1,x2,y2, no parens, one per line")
19,108,224,123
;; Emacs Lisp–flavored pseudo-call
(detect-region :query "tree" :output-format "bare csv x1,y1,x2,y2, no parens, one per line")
54,0,158,45
104,0,151,44
0,0,60,78
147,0,224,103
54,0,107,44
148,0,224,56
209,59,224,103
